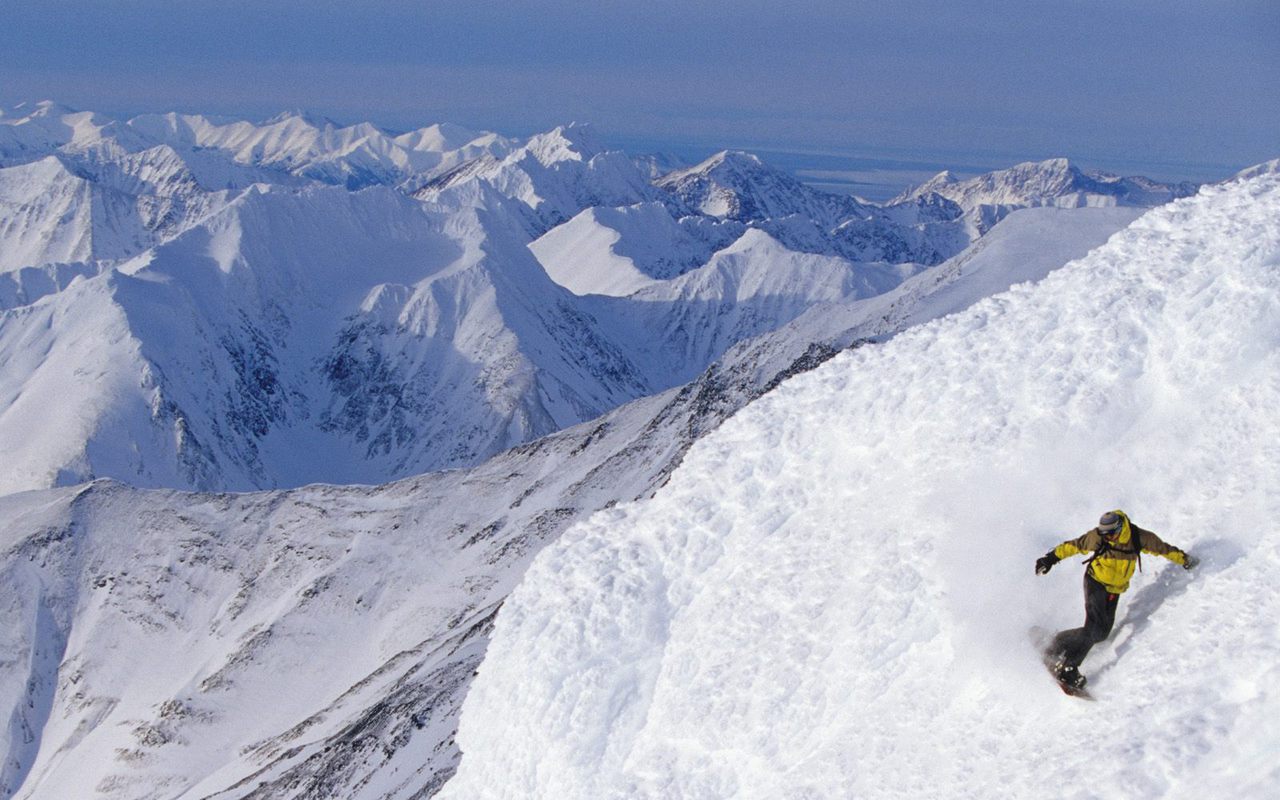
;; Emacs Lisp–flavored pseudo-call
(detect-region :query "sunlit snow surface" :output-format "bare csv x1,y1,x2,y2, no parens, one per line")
442,175,1280,798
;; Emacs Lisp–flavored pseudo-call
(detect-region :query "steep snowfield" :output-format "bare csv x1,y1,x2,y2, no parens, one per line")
598,229,920,385
881,205,1148,331
441,174,1280,798
528,203,741,297
0,150,237,274
0,158,96,268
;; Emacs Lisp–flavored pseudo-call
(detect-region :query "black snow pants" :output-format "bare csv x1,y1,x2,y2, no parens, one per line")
1049,572,1119,669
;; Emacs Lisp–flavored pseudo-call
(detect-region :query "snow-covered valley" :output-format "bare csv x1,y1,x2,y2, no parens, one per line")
2,100,1273,799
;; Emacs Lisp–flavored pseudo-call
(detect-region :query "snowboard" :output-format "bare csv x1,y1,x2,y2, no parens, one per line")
1030,626,1095,700
1048,667,1095,700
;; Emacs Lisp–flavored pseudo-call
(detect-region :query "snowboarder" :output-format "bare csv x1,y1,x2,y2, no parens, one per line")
1035,509,1197,691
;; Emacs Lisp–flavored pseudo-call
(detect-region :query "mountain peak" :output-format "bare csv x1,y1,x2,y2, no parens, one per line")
14,99,78,119
672,150,767,180
709,149,764,167
1036,156,1073,171
395,121,485,152
261,109,340,129
522,123,607,164
655,149,868,227
1235,158,1280,181
1006,157,1080,181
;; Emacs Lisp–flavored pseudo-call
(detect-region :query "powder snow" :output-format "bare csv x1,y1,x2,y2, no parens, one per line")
441,174,1280,799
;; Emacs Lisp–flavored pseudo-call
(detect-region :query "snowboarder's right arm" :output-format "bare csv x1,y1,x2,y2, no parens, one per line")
1132,525,1196,569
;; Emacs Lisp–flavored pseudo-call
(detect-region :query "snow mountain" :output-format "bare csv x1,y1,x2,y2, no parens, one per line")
657,150,873,226
1,101,514,192
3,100,1270,800
414,124,666,232
0,152,234,273
896,157,1200,233
0,180,667,494
528,202,744,297
654,149,971,265
0,183,1152,800
0,103,1204,498
440,171,1280,799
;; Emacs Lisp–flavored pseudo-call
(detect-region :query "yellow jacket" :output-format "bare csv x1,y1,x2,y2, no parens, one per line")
1052,510,1190,594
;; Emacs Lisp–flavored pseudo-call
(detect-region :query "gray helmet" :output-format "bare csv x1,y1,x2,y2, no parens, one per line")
1098,511,1123,534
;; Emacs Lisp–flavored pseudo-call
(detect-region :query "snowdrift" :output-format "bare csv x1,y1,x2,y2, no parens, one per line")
441,174,1280,799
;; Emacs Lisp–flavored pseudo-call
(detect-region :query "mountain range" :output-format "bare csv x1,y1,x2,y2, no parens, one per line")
4,100,1263,800
0,102,1199,496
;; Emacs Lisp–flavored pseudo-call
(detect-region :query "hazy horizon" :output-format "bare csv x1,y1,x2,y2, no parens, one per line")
4,1,1275,199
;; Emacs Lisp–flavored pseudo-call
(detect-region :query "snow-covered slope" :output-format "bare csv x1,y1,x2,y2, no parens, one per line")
0,189,1149,800
0,305,861,800
441,174,1280,798
0,157,100,269
0,153,231,272
873,205,1149,332
528,203,741,297
595,229,919,384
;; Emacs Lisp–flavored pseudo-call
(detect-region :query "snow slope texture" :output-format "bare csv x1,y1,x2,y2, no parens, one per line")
441,174,1280,798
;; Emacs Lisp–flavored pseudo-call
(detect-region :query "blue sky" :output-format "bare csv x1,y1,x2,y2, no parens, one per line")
3,0,1276,186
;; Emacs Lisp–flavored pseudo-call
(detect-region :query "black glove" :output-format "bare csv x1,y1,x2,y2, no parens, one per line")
1035,552,1060,575
1182,553,1199,571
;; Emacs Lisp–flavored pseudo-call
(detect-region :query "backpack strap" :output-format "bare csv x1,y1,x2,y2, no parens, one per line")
1082,528,1143,571
1082,540,1105,566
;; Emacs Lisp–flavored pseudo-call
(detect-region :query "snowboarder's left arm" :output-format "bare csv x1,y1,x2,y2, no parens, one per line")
1134,526,1196,569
